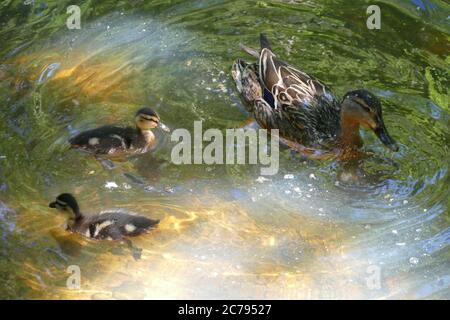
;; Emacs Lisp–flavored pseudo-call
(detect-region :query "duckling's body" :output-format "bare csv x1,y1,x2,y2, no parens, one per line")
49,193,159,240
69,107,169,157
232,34,398,157
70,125,155,156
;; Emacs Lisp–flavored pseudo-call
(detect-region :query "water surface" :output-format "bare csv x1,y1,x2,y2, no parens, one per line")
0,0,449,299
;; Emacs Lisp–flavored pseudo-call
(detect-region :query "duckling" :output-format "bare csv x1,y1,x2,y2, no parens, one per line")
69,107,170,157
232,34,399,158
49,193,159,240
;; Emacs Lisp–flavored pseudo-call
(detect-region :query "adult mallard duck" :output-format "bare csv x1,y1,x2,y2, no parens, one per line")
49,193,159,240
69,107,170,157
232,34,398,158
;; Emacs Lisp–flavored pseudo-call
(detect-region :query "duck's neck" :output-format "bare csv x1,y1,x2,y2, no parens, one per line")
67,211,83,231
140,129,156,145
67,207,82,221
338,108,362,150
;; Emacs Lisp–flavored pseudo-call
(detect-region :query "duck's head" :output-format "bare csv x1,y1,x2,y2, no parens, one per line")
135,107,170,132
341,89,399,152
49,193,81,217
231,59,262,108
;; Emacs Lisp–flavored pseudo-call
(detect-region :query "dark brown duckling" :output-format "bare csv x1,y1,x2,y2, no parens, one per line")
49,193,159,241
69,107,170,157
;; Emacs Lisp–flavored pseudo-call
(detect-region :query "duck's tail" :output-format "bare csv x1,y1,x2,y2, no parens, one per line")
260,33,272,50
127,216,159,236
137,216,160,229
239,33,272,58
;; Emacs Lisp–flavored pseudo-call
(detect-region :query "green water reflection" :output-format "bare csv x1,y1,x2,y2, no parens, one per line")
0,0,449,299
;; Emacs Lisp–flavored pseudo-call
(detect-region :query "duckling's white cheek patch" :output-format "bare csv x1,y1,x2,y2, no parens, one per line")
88,137,100,146
125,224,136,233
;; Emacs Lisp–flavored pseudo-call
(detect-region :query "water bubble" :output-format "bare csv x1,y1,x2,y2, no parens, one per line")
256,176,270,183
165,186,174,193
104,181,118,189
409,257,419,265
144,186,156,192
122,183,132,190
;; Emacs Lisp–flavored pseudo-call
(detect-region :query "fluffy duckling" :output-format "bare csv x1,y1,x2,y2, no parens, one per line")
49,193,159,240
69,107,170,157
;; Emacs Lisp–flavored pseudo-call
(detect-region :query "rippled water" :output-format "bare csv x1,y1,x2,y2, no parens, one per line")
0,0,449,299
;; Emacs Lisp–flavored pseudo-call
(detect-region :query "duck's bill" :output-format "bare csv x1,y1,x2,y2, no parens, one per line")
158,122,170,133
375,125,399,152
49,201,56,208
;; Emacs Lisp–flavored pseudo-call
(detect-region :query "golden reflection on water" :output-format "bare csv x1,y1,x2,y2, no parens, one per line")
14,194,369,299
11,49,140,107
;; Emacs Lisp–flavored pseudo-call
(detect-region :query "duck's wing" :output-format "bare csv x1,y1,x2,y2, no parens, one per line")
256,34,338,111
69,126,135,154
259,49,337,109
87,218,122,240
96,211,160,238
258,35,342,145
